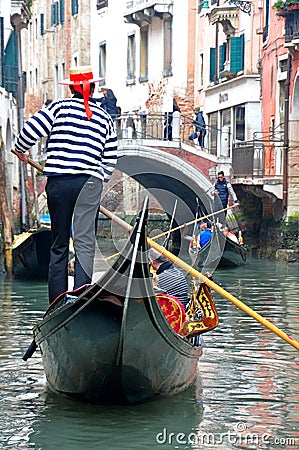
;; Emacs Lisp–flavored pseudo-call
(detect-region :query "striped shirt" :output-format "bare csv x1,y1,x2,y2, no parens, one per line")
15,96,118,181
156,261,189,307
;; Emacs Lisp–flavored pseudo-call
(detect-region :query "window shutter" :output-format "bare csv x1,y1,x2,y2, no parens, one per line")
219,42,227,73
210,47,216,82
40,13,45,35
60,0,65,23
71,0,79,16
230,35,244,73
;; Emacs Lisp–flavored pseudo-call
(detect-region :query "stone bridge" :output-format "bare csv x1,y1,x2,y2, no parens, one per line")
116,140,218,226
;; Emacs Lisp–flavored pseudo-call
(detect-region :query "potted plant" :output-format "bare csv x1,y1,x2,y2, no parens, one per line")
272,0,286,15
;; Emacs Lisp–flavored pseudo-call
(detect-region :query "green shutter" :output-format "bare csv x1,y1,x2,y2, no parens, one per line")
219,42,227,73
40,13,45,35
71,0,79,15
51,4,55,25
210,47,216,82
230,35,244,73
60,0,65,23
4,29,18,97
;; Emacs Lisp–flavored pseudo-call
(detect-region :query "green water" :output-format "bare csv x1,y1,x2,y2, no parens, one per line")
0,258,298,449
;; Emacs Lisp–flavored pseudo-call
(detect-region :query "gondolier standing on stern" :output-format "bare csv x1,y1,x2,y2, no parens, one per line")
213,171,239,216
14,65,118,304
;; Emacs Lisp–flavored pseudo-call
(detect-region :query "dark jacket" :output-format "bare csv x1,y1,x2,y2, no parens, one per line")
98,89,117,117
214,177,237,207
193,111,206,134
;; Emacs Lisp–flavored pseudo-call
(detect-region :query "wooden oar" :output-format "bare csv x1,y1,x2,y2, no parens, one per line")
13,150,299,351
11,149,44,171
100,205,299,352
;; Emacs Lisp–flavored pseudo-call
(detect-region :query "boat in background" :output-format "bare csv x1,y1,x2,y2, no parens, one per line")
23,199,218,405
12,227,52,279
190,223,247,270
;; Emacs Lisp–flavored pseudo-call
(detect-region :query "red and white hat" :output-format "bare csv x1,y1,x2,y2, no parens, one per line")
59,65,103,120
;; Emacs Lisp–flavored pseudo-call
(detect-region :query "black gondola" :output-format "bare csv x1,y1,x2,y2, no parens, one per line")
26,199,208,405
12,227,52,279
190,224,247,269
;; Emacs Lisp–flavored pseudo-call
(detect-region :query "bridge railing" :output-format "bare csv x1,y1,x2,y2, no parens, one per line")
114,112,219,149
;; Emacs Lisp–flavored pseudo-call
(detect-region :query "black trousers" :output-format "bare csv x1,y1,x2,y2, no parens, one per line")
46,175,102,303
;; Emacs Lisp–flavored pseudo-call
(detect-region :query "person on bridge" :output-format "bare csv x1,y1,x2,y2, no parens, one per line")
14,65,118,304
98,86,118,118
188,107,206,149
213,171,239,216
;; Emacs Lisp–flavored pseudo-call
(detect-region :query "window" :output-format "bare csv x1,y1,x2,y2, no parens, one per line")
40,13,45,35
230,35,244,73
97,0,108,9
163,18,172,76
199,53,204,87
263,0,270,42
60,0,65,23
209,112,218,156
51,2,59,26
35,68,38,93
221,108,230,128
71,0,79,16
127,34,136,83
209,47,216,82
235,105,245,141
99,42,106,80
139,27,148,82
219,42,227,74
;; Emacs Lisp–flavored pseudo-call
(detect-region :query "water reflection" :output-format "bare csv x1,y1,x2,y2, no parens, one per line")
0,259,298,449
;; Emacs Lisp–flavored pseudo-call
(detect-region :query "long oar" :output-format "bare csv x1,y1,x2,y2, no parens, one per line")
13,150,299,351
100,205,299,352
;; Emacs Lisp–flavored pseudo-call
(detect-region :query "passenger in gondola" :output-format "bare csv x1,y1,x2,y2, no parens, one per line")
199,222,212,247
149,248,189,308
222,226,239,244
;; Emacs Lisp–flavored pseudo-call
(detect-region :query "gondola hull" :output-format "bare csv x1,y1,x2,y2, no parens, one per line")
12,227,52,279
32,201,202,404
191,226,247,269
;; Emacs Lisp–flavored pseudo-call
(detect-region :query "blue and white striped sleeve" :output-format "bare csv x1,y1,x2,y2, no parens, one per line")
15,108,54,153
102,119,118,182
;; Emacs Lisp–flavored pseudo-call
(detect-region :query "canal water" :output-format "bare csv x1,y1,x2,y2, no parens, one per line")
0,257,298,449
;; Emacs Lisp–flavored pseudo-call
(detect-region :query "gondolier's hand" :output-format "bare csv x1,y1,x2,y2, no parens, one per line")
15,150,30,164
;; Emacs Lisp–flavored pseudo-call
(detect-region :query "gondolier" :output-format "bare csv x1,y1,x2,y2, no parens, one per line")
14,65,118,303
213,171,238,215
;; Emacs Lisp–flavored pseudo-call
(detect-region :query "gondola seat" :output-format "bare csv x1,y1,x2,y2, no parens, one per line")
156,293,186,333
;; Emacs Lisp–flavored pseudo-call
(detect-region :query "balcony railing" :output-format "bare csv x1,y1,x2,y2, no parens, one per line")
96,0,108,10
285,10,299,42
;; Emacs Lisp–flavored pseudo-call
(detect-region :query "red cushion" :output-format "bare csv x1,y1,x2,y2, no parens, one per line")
156,293,186,333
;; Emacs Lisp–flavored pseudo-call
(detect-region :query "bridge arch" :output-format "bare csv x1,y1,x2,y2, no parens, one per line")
116,144,214,225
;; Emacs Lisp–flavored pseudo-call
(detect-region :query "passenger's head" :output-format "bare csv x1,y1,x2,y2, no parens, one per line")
149,248,168,270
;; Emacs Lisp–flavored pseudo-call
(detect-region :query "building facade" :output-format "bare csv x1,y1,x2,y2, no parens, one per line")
261,1,299,219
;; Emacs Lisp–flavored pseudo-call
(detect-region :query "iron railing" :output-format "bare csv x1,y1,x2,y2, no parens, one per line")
113,113,284,180
285,10,299,43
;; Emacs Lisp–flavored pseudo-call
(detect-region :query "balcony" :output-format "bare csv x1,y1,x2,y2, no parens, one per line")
96,0,108,10
124,0,173,26
11,0,31,30
208,5,239,36
284,9,299,44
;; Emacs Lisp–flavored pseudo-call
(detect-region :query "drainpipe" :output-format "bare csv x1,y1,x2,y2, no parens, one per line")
282,52,291,213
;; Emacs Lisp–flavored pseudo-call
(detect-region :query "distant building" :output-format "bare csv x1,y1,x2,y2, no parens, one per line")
260,3,299,219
